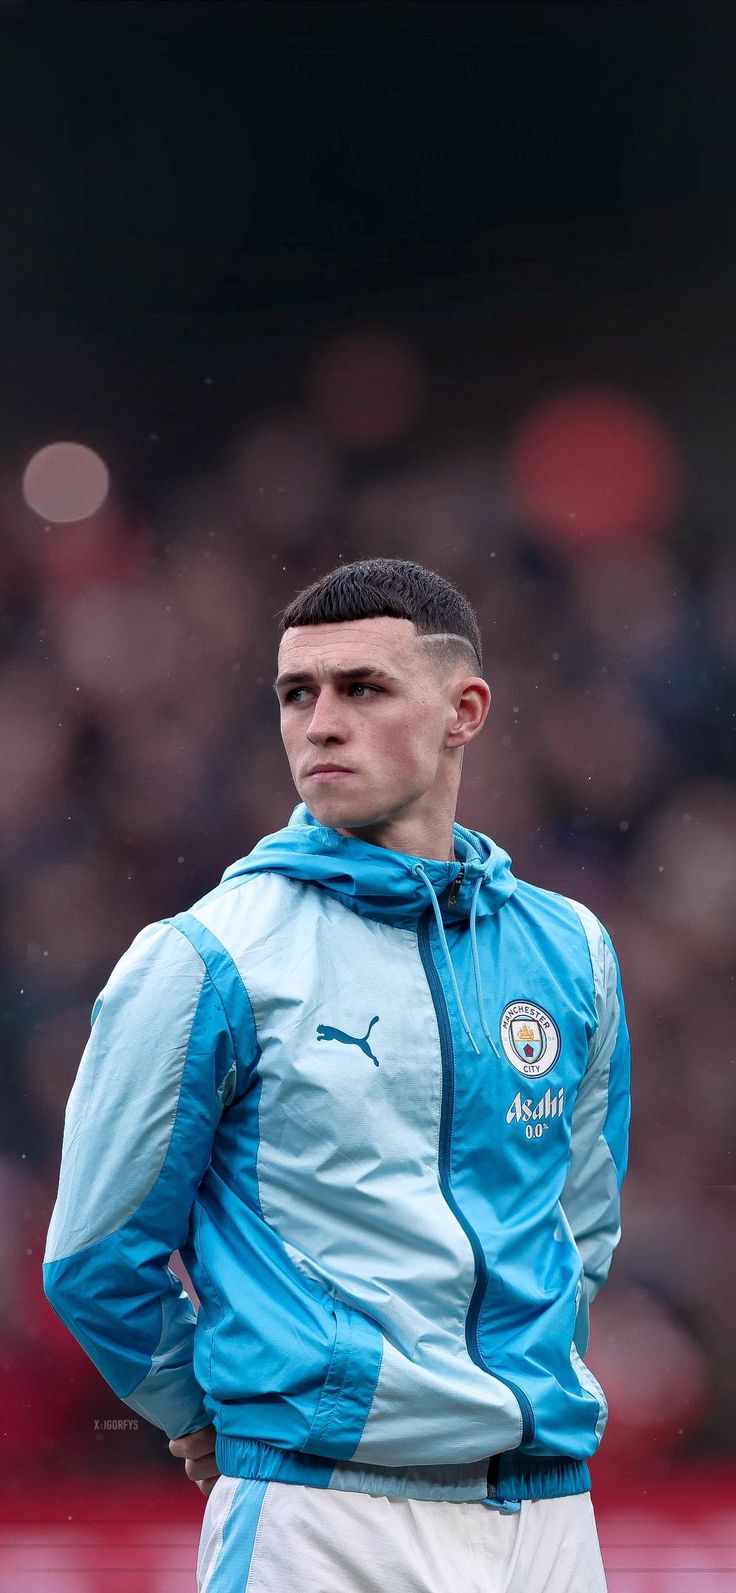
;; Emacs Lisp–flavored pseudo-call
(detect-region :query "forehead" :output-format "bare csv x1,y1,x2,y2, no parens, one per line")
277,616,422,674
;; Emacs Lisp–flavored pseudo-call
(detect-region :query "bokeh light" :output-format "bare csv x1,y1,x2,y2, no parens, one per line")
22,441,110,523
308,329,427,450
507,389,682,548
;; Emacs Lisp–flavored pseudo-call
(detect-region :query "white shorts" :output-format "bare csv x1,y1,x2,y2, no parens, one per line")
197,1476,608,1593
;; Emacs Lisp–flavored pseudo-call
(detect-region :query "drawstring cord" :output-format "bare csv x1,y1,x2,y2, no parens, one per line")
469,872,496,1048
412,861,495,1056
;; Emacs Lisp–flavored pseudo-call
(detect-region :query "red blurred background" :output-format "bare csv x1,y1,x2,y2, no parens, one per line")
1,2,735,1586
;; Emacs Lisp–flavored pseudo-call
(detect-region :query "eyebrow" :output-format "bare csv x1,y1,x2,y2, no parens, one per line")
273,665,397,692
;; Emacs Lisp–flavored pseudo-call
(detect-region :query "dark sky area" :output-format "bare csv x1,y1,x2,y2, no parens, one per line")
2,0,735,503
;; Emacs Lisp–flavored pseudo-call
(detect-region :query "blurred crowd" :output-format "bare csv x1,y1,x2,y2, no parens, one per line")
1,326,734,1482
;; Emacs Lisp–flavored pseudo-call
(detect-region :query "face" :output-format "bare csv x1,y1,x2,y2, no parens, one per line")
275,616,487,851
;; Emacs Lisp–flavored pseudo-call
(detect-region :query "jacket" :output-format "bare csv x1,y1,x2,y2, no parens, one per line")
43,803,630,1507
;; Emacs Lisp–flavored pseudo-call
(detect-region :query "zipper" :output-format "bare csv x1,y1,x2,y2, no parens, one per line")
417,911,536,1451
447,861,465,909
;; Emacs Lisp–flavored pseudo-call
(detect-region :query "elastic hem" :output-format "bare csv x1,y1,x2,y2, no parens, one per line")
214,1437,590,1502
495,1452,591,1501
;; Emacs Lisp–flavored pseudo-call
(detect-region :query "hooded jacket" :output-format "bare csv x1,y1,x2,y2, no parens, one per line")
43,805,630,1508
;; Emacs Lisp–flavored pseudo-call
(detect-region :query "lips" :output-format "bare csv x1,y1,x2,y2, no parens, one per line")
305,764,353,776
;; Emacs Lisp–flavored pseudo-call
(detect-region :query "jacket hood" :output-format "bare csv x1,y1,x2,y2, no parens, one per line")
221,805,518,1056
221,803,518,928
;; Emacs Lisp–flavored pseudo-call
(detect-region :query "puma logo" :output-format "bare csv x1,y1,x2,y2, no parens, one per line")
316,1016,380,1067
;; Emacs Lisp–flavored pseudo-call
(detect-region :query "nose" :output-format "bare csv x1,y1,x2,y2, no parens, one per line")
306,689,347,745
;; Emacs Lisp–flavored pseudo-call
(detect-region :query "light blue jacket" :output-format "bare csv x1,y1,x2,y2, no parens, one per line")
43,805,630,1507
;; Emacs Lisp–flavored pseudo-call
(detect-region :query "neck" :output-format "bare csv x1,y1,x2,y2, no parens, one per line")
318,765,462,862
335,809,457,862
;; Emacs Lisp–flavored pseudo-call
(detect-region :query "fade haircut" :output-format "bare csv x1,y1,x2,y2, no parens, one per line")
280,558,482,674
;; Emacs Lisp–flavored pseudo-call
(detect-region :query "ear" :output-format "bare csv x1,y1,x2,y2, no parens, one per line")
444,677,492,748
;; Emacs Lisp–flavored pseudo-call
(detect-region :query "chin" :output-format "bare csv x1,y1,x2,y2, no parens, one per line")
299,790,382,833
304,801,362,830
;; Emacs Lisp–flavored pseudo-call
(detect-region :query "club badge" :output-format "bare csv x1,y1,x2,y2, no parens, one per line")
500,1000,561,1077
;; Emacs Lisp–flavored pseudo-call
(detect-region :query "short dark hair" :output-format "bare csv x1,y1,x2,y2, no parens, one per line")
280,557,482,672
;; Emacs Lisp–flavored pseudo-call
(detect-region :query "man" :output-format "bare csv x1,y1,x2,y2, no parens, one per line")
43,557,630,1592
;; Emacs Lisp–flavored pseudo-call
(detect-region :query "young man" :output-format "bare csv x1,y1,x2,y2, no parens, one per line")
43,558,630,1592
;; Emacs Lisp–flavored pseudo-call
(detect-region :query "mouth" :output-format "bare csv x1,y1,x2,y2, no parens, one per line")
304,765,354,782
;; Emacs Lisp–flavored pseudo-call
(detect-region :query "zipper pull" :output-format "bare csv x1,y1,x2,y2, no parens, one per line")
447,861,465,908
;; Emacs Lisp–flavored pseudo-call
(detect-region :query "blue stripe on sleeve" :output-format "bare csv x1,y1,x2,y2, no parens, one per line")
165,911,261,1096
42,920,246,1436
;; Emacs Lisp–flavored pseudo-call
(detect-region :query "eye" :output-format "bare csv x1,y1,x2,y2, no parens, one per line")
284,687,311,704
348,682,379,698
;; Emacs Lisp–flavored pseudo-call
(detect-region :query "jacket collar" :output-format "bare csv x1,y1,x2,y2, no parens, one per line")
221,803,518,929
221,805,517,1056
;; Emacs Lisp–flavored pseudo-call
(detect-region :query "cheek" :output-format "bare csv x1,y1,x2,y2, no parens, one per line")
376,720,438,778
280,721,300,766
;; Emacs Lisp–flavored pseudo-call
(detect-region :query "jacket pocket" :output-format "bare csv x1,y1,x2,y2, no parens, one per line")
339,1329,529,1468
301,1297,384,1459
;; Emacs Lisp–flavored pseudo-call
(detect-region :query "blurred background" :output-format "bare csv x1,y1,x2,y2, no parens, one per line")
1,2,735,1587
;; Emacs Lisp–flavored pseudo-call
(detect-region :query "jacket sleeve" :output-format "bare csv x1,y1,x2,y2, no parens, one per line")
561,911,631,1355
42,917,247,1440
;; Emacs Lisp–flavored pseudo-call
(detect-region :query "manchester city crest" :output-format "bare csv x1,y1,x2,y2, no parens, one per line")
500,1001,561,1077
